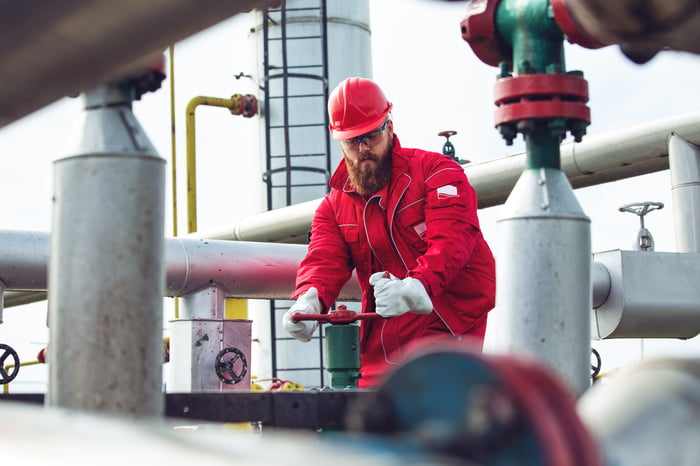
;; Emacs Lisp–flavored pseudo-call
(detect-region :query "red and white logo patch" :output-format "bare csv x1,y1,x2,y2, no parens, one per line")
437,184,458,199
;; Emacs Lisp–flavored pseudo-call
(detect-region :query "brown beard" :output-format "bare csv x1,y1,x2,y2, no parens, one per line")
345,147,393,196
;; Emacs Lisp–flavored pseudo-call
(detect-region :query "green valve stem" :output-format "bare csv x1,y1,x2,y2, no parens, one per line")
325,324,361,390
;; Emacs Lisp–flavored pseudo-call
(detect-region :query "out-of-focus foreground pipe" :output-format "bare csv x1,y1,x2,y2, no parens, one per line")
552,0,700,63
0,401,448,466
185,94,258,234
0,0,277,128
0,230,361,301
578,358,700,466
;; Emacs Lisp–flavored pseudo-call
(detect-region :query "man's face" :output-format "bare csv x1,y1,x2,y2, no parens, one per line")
341,119,394,196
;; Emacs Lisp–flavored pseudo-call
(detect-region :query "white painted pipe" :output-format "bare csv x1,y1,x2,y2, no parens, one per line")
669,134,700,253
197,110,700,243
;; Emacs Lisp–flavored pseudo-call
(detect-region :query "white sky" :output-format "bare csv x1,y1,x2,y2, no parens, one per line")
2,0,700,391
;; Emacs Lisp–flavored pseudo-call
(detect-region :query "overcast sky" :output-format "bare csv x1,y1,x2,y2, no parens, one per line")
2,0,700,390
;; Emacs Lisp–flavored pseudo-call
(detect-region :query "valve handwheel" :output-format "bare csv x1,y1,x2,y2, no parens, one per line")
215,347,248,384
0,343,20,384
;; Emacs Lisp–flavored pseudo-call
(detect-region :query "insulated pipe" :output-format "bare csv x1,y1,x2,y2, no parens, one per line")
192,198,322,244
591,250,700,339
2,291,47,309
165,237,361,300
185,94,258,233
193,110,700,243
48,84,165,417
668,134,700,253
0,230,362,301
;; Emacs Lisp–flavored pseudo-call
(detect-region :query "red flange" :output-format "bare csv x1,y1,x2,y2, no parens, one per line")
550,0,607,49
494,73,590,125
460,0,511,67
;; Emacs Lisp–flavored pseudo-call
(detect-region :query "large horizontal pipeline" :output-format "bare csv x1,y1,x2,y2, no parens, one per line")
4,231,699,340
0,0,277,128
0,230,361,301
201,110,700,243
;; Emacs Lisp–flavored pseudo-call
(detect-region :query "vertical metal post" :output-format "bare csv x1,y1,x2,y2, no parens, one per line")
48,83,165,416
0,280,5,325
669,134,700,253
473,0,593,395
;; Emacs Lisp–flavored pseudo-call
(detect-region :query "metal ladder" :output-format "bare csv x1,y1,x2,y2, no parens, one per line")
261,0,332,388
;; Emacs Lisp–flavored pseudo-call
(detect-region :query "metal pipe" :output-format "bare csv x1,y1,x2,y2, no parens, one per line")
592,250,700,339
192,198,322,243
591,260,611,309
669,134,700,253
3,291,47,308
185,94,258,233
47,84,165,417
0,230,362,301
578,358,700,466
195,110,700,243
0,0,277,128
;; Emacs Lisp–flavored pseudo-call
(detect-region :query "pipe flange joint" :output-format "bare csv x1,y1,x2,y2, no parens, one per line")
494,72,591,143
461,0,511,68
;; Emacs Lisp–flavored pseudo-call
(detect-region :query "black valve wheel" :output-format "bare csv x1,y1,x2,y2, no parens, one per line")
0,343,20,384
215,347,247,385
591,348,602,380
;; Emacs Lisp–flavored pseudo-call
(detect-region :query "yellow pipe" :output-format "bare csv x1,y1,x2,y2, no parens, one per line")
185,93,257,234
2,359,42,394
224,298,248,320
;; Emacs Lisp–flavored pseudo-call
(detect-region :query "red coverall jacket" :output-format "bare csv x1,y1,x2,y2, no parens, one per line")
293,135,496,387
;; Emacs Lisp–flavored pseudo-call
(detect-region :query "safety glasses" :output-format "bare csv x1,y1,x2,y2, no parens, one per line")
340,120,388,150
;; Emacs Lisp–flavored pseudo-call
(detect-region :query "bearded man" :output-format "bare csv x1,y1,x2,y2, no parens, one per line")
283,77,496,388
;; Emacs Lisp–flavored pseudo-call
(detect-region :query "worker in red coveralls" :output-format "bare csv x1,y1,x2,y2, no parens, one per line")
283,77,496,388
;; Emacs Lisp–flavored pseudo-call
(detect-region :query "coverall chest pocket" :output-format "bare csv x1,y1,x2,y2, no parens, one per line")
339,224,362,260
396,201,427,246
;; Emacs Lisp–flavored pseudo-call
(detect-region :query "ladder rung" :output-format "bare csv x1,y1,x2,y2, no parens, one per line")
269,93,325,100
269,123,327,129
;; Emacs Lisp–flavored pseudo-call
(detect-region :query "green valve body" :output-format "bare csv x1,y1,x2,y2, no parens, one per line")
325,324,361,390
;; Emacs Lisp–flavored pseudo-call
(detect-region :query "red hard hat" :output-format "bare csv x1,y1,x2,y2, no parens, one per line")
328,77,393,140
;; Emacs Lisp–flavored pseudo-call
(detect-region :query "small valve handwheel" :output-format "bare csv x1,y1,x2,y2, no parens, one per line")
215,347,248,385
591,348,602,380
0,343,20,385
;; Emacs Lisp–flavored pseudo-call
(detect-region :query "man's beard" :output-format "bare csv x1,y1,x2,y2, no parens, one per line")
345,147,392,196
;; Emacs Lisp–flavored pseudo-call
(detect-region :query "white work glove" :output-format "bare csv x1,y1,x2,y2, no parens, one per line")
369,272,433,317
282,287,321,342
